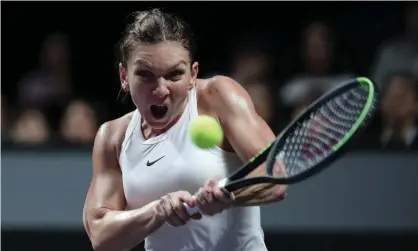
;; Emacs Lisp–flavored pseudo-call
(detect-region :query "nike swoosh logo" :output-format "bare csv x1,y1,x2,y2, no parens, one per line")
146,156,165,166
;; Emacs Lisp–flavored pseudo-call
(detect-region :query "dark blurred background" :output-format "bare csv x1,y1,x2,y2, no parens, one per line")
2,2,418,251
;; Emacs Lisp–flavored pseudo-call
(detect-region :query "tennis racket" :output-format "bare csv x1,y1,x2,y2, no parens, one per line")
183,77,379,215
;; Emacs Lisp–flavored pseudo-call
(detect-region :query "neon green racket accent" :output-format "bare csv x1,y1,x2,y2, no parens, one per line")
249,142,273,163
331,77,375,151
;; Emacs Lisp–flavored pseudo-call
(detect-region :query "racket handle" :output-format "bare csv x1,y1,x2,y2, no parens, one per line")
183,178,228,216
183,178,229,216
183,202,200,216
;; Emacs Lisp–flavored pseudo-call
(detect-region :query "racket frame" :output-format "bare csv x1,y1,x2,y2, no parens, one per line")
221,77,378,191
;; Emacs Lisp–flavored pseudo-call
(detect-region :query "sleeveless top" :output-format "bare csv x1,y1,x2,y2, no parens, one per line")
119,88,267,251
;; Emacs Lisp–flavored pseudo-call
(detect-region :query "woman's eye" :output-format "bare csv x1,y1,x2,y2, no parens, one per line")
166,70,185,81
136,70,154,80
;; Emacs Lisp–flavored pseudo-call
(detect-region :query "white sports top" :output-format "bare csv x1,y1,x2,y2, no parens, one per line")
119,88,267,251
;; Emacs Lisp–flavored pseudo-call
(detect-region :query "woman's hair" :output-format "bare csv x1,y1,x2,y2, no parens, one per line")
117,8,196,68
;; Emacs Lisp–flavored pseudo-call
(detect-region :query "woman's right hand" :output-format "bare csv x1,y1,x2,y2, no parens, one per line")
156,191,202,226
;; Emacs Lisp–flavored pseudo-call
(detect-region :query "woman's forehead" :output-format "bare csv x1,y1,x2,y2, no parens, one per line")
129,42,189,69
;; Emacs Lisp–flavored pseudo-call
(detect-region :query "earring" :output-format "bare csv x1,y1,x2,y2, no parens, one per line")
123,82,129,92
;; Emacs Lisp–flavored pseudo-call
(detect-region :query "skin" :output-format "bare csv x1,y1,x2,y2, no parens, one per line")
83,41,287,251
381,76,417,139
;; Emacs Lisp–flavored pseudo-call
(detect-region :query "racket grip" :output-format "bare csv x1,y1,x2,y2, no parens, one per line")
183,202,200,215
183,178,228,216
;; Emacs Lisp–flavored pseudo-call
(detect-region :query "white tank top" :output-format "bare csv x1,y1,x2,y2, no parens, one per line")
119,88,267,251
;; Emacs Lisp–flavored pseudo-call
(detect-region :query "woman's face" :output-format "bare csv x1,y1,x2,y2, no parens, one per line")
120,42,198,129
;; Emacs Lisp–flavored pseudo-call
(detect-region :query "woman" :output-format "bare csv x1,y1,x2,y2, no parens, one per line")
83,9,287,251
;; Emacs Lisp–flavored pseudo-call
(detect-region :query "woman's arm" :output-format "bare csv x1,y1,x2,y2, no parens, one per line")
206,76,288,205
83,121,166,251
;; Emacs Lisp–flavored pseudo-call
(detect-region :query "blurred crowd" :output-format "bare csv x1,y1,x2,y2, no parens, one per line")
1,5,418,151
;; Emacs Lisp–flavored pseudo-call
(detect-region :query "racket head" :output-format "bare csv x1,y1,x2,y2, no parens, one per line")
219,77,378,192
265,77,379,184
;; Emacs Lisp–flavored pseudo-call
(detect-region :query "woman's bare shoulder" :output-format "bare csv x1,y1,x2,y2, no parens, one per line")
95,111,135,156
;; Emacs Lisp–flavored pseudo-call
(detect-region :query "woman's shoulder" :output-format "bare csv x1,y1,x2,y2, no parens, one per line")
197,75,241,98
95,111,135,155
196,75,239,114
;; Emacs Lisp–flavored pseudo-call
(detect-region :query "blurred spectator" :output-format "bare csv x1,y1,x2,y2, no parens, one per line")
379,71,418,150
16,32,74,129
371,3,418,87
242,81,274,124
230,48,271,85
59,100,98,145
280,22,353,117
2,94,10,138
9,109,50,145
228,43,277,127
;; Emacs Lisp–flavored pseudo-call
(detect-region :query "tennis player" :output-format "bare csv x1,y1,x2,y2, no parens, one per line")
83,9,287,251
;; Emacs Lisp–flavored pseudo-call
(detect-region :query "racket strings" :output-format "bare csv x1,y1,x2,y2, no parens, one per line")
275,85,370,177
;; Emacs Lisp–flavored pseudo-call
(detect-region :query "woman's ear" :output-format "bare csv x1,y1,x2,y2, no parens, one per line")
190,61,199,89
119,63,129,92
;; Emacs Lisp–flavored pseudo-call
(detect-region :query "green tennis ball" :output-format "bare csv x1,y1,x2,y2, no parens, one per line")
188,115,224,149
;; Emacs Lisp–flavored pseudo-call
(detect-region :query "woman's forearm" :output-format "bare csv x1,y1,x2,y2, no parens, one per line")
89,200,164,251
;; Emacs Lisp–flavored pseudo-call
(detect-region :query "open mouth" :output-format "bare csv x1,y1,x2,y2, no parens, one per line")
150,105,168,119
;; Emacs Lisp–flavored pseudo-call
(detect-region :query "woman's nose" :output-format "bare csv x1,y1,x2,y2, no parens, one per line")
153,78,170,98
